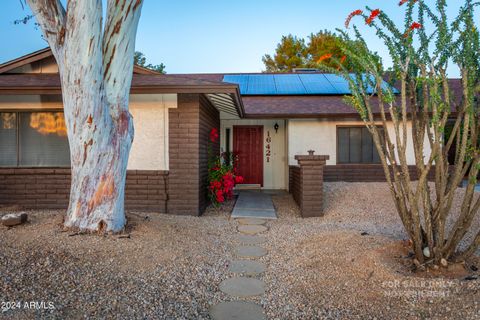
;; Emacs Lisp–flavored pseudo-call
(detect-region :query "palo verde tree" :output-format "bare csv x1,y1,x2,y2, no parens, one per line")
26,0,144,232
325,0,480,267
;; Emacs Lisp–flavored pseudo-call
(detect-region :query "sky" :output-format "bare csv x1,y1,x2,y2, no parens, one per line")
0,1,466,75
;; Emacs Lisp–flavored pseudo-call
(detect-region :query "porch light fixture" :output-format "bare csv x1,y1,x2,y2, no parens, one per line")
274,122,279,133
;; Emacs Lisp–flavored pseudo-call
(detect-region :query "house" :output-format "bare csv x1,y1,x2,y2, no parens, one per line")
0,48,434,216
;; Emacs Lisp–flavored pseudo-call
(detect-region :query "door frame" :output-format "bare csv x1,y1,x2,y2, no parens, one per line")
233,125,264,187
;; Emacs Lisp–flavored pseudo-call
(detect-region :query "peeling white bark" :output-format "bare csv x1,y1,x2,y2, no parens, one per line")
27,0,143,232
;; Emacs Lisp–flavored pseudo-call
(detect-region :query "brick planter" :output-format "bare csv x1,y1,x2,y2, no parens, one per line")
289,153,329,217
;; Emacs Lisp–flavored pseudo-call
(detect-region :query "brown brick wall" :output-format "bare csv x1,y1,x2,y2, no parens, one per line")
289,165,302,208
198,94,220,212
324,164,435,182
0,168,168,211
125,170,169,212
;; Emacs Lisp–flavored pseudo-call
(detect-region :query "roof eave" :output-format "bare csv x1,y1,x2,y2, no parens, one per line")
0,84,240,95
243,113,364,119
0,48,52,74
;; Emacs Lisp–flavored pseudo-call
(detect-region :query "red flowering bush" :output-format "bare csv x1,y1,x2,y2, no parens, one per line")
209,128,219,142
207,128,243,207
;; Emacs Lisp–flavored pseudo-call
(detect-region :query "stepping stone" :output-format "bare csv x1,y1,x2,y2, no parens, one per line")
238,225,267,235
236,218,266,225
210,301,266,320
219,277,265,297
228,260,266,275
234,246,267,258
236,234,267,245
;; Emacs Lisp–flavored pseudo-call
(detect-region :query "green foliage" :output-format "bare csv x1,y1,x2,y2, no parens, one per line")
262,35,306,72
262,31,352,72
328,2,480,125
134,51,166,74
331,1,480,263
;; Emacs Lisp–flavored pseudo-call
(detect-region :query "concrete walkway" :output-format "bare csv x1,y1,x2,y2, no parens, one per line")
231,191,277,220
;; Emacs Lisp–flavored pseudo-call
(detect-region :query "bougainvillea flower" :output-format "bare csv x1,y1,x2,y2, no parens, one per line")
209,128,219,142
216,189,225,203
340,55,347,64
345,9,363,28
317,53,333,63
211,180,222,190
235,175,244,184
366,9,381,25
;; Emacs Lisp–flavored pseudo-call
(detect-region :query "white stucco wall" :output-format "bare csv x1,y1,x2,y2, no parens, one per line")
288,119,431,166
221,119,287,189
127,94,177,170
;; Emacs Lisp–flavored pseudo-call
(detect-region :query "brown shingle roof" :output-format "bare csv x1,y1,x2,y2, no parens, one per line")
0,73,239,94
173,74,464,118
0,67,464,118
0,47,164,75
242,95,356,118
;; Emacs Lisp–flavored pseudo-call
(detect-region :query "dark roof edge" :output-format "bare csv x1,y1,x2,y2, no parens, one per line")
0,47,164,76
0,47,52,74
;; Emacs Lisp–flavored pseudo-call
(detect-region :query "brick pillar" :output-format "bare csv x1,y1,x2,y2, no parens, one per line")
168,93,220,216
293,152,329,217
168,94,201,215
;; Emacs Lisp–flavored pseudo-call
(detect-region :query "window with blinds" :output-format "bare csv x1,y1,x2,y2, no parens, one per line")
0,113,17,166
0,111,70,167
337,126,382,164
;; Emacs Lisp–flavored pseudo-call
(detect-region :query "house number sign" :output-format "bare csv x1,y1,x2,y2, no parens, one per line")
266,131,272,163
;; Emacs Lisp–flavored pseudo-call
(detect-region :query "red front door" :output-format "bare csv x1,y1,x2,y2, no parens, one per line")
233,126,263,186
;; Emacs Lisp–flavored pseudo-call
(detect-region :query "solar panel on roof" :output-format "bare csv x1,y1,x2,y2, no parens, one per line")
223,75,249,94
246,75,276,94
323,74,351,94
299,74,337,94
222,73,397,95
274,74,306,94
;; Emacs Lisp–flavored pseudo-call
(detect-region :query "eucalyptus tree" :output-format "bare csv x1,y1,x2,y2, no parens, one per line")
330,0,480,267
27,0,144,232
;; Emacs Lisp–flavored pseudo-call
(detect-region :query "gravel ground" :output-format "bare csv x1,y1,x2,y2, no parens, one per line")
1,183,479,319
0,202,238,320
263,182,480,319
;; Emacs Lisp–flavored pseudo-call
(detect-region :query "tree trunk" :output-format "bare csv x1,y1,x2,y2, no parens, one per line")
63,98,134,232
27,0,143,232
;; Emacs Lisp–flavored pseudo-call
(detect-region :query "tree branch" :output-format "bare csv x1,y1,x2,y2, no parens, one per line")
26,0,66,55
103,0,144,115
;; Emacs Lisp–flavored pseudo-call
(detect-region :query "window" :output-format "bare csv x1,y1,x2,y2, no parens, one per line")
0,113,17,166
0,111,70,167
337,126,382,164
